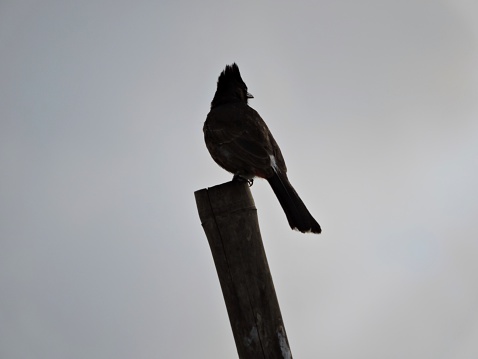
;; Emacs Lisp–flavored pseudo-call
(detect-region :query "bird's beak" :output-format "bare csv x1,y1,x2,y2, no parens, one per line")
247,92,254,99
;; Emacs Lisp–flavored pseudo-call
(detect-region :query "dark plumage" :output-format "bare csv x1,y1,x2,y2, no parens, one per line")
204,63,321,234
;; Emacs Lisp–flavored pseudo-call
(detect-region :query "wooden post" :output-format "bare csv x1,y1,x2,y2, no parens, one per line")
194,181,292,359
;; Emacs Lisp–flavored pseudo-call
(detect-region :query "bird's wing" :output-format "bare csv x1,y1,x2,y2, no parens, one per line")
204,105,276,177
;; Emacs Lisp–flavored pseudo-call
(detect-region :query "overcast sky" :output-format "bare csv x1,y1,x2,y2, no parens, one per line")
1,1,478,358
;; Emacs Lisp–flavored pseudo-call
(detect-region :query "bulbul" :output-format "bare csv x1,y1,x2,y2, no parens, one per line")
204,63,321,234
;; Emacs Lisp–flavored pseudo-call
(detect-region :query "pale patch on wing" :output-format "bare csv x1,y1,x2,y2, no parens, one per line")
269,155,278,171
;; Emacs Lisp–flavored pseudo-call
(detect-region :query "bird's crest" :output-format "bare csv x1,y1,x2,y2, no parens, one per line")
211,63,252,108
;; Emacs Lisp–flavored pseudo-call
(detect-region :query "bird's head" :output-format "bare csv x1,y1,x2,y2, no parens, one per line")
211,63,253,108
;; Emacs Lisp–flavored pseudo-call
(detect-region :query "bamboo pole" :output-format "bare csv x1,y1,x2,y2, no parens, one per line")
195,181,292,359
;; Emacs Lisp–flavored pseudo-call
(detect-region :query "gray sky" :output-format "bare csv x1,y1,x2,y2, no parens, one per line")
1,1,478,358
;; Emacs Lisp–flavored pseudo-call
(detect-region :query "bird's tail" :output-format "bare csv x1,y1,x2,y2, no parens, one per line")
267,172,321,234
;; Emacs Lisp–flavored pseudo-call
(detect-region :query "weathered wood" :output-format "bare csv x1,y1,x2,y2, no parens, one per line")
195,181,292,359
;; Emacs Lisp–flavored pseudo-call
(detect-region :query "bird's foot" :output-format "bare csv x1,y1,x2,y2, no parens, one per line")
232,175,254,187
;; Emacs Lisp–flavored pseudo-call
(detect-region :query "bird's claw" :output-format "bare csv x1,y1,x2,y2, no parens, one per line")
232,175,254,187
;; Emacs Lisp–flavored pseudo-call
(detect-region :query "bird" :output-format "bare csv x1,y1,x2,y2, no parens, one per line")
203,63,321,234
